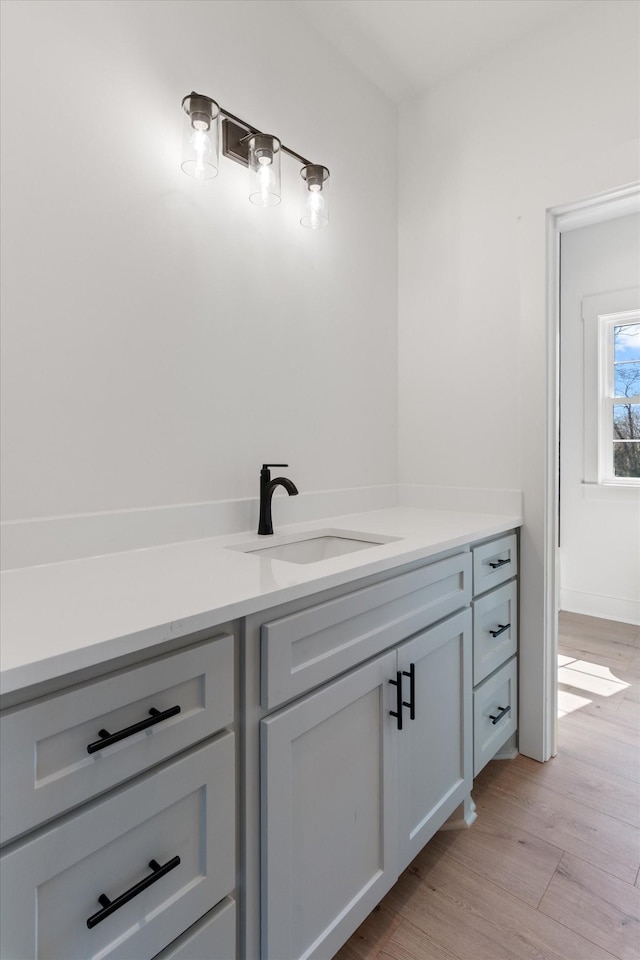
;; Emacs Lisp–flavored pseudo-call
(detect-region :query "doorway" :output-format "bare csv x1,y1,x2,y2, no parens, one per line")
549,187,640,756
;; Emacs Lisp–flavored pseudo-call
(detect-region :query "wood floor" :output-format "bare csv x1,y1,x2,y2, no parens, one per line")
334,611,640,960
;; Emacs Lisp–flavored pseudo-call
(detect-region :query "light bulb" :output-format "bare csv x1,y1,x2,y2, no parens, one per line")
306,189,325,229
258,163,275,204
189,123,212,179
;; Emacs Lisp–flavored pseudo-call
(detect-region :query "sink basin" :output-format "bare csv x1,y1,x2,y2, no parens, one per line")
228,529,401,565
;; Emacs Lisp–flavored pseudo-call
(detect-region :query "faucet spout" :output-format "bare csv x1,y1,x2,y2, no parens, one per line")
271,476,299,497
258,464,299,536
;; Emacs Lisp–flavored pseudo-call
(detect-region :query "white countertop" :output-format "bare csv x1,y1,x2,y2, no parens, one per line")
0,507,522,698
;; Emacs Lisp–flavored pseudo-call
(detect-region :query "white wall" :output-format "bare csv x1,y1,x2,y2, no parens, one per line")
560,214,640,624
398,0,639,490
397,0,640,758
0,1,398,534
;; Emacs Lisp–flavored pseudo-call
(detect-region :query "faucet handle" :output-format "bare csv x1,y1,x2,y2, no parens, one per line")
262,463,288,471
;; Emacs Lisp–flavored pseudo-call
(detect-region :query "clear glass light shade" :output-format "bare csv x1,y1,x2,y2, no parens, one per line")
181,94,220,179
300,165,330,229
248,134,281,207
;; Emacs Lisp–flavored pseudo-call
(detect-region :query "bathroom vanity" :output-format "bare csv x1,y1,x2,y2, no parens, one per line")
0,508,520,960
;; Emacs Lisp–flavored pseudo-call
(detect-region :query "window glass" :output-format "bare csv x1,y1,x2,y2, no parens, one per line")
614,323,640,397
613,402,640,477
584,299,640,486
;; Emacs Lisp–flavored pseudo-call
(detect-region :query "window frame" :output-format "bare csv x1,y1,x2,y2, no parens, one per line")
598,309,640,485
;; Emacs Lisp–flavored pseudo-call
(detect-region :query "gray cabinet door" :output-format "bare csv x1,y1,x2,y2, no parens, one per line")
396,609,472,872
260,650,398,960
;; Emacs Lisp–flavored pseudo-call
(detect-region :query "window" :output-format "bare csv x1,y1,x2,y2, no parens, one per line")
599,311,640,483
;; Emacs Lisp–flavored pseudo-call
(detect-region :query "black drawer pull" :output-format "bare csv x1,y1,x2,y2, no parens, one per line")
389,671,403,730
87,705,181,754
489,623,510,638
402,663,416,720
488,557,511,570
87,855,180,929
489,705,511,725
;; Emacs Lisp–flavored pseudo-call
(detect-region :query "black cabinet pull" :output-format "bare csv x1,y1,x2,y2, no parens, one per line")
87,705,181,754
402,663,416,720
489,623,510,638
87,855,180,929
489,705,510,725
488,557,511,570
389,671,403,730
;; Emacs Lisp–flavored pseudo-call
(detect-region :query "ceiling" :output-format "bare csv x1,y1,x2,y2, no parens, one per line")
290,0,589,102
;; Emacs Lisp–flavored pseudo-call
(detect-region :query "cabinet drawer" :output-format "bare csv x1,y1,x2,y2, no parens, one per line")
261,552,471,708
473,656,518,777
0,734,235,960
472,533,517,595
153,896,236,960
0,633,234,844
473,581,518,685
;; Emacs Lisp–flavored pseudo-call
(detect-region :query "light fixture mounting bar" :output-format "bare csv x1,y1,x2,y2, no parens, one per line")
280,144,313,167
219,106,311,169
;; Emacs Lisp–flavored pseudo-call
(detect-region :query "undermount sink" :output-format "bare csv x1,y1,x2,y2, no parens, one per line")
228,529,401,565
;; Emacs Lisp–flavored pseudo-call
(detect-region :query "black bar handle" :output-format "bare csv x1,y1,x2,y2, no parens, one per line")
87,855,181,929
489,705,511,725
87,705,181,754
489,623,511,638
488,557,511,570
402,663,416,720
389,671,403,730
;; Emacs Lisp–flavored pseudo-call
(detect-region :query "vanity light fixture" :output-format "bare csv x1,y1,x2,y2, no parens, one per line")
181,93,219,180
300,164,330,229
181,92,330,228
247,134,281,207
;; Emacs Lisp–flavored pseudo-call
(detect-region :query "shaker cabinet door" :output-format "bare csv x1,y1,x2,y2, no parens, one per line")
261,650,398,960
396,609,472,872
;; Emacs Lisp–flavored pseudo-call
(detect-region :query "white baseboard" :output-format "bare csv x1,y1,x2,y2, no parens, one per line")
399,484,523,516
1,485,398,570
560,588,640,626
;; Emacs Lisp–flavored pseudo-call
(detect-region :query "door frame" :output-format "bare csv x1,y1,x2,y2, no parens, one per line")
544,183,640,757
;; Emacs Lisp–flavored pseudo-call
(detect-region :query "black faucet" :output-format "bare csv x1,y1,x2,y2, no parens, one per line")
258,464,299,535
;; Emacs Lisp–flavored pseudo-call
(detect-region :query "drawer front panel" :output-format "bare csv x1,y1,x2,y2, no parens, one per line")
473,657,518,777
0,734,235,960
262,552,471,709
1,633,234,844
472,533,517,595
152,896,236,960
472,581,518,685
